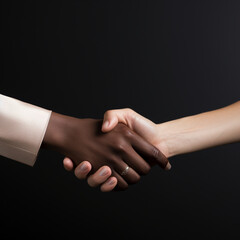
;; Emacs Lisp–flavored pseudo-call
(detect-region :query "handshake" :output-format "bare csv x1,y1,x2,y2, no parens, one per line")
43,109,171,192
42,101,240,192
1,94,238,193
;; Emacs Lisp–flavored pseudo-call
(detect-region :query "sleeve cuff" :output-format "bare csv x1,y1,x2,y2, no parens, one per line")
0,94,52,166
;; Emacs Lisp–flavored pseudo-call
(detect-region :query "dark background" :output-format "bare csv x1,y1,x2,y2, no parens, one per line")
1,0,240,239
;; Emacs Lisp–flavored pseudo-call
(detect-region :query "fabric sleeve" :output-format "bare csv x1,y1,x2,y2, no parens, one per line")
0,94,52,166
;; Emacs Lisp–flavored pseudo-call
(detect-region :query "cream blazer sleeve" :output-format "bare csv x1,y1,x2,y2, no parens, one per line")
0,94,52,166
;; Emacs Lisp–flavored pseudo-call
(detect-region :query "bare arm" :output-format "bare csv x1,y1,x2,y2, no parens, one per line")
63,101,240,191
157,101,240,157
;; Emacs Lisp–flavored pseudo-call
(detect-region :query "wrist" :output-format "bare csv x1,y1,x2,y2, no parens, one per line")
156,115,207,158
156,117,191,158
42,112,70,152
155,122,177,158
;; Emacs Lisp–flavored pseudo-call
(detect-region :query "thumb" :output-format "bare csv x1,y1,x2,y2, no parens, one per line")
101,108,138,133
102,112,119,132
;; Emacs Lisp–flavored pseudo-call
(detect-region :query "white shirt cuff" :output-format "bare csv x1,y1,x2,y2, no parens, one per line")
0,94,52,166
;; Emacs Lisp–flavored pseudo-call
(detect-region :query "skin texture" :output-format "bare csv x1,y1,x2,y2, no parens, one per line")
63,109,165,191
42,112,169,190
64,101,240,192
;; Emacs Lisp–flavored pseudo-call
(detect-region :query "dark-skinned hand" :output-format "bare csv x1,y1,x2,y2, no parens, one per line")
42,112,169,190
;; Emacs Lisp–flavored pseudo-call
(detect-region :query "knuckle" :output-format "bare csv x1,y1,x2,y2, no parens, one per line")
104,110,111,117
117,143,126,152
104,109,115,118
125,108,135,119
115,141,128,153
152,147,160,159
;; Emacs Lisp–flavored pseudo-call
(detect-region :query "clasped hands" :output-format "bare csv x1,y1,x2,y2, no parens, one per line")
42,101,240,192
43,109,171,192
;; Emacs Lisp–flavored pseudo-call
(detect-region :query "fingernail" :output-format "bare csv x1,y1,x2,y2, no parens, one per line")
103,121,109,129
165,162,172,171
99,168,108,176
106,179,115,185
80,163,88,172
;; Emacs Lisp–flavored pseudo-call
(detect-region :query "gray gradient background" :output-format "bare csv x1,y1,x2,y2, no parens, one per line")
1,0,240,239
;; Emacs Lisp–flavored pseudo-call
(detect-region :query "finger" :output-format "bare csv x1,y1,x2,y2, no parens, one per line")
63,157,74,171
111,170,129,191
119,165,140,184
110,156,141,184
87,166,112,187
100,177,118,192
102,109,133,132
74,161,92,179
130,132,171,170
165,162,172,170
122,146,151,176
102,113,118,132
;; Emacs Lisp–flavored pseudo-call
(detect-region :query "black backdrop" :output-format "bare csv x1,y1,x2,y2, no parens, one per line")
1,0,240,239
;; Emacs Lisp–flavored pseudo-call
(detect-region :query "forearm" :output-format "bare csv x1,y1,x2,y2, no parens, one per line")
157,101,240,157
